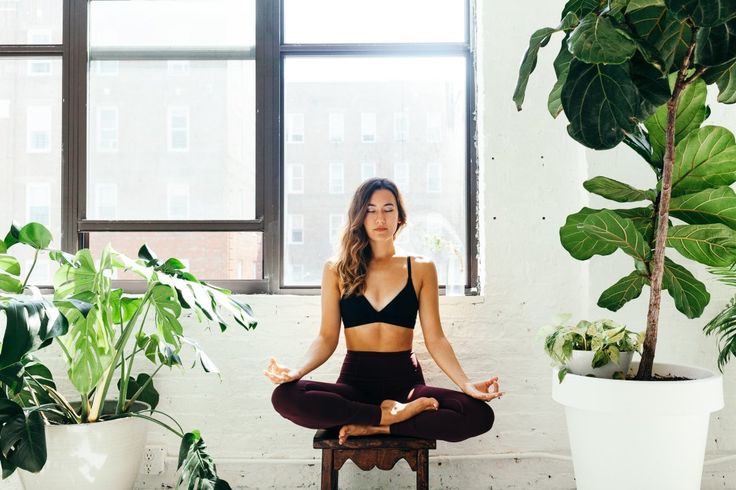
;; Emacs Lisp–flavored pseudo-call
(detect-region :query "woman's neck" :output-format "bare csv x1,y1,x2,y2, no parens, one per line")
369,240,396,261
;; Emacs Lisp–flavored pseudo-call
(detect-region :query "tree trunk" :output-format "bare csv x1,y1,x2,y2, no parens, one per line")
635,43,697,380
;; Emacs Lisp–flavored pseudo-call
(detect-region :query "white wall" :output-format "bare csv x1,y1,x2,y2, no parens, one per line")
8,1,736,489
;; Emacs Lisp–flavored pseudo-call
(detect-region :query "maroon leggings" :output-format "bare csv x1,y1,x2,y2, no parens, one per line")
271,350,494,442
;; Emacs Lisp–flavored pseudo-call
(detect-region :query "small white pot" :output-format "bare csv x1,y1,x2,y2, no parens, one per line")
18,414,148,490
565,349,634,378
553,362,724,490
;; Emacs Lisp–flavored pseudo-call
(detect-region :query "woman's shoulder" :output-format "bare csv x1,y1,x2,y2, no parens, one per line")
404,255,436,274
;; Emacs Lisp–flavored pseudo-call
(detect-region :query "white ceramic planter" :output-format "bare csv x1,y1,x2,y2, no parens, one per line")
553,362,723,490
565,349,634,378
18,414,148,490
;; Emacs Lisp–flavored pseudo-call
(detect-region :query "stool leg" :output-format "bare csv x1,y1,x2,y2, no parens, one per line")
416,449,429,490
321,449,339,490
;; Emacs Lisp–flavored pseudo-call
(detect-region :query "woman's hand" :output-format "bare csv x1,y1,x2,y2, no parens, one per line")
264,357,304,384
462,377,502,402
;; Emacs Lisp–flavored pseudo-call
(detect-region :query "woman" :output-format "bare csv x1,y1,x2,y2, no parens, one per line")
266,178,501,444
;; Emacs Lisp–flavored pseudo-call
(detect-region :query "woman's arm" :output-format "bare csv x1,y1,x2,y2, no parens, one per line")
265,261,342,383
417,259,501,401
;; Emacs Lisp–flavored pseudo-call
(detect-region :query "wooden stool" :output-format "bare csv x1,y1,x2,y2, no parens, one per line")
313,429,436,490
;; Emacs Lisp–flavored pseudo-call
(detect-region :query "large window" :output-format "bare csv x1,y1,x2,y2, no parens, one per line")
1,0,476,293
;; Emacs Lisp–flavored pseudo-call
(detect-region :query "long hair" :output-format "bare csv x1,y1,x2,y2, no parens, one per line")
334,178,408,297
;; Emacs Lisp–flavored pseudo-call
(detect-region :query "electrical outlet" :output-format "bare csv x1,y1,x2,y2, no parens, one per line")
142,445,166,475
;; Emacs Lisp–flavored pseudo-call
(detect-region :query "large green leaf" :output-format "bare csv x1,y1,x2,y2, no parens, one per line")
0,273,22,294
578,210,651,261
627,0,665,10
662,257,710,318
53,249,98,299
644,78,707,163
514,12,579,110
563,0,602,17
583,176,655,202
2,410,46,473
0,256,20,277
561,60,640,149
670,186,736,228
117,373,159,410
598,271,650,311
671,126,736,196
567,13,637,64
616,206,656,242
627,5,692,72
3,224,21,250
630,53,672,119
59,305,114,395
666,0,736,26
151,284,183,348
17,224,52,251
714,62,736,103
560,208,651,259
695,19,736,66
667,224,736,266
548,42,573,118
176,431,232,490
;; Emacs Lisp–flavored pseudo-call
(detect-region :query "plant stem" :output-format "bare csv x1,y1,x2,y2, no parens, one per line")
21,248,40,291
117,302,152,414
123,363,163,412
89,286,153,422
636,37,698,380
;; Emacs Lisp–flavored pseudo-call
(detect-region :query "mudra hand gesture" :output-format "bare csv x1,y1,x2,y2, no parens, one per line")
462,377,502,402
264,357,303,384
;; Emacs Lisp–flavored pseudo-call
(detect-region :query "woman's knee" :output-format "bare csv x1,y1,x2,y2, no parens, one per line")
271,381,302,417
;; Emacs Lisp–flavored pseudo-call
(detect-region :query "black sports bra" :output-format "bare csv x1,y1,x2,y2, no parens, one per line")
340,256,419,329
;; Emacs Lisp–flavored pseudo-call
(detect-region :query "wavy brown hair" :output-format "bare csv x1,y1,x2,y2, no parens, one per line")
334,178,408,297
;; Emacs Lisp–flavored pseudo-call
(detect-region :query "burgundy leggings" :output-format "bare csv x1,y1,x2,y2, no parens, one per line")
271,350,494,442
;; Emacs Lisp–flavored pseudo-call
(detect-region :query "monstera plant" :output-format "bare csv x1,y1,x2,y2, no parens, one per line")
0,222,257,488
514,0,736,380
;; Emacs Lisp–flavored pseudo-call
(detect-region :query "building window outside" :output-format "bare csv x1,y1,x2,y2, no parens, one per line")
167,60,191,76
167,106,189,151
26,182,50,227
167,183,190,219
329,213,345,248
360,112,376,143
95,183,118,219
96,107,118,152
329,162,344,194
393,111,409,142
288,214,304,244
286,113,304,143
287,164,304,194
361,161,376,181
26,106,51,153
393,162,410,192
328,112,344,143
27,31,51,76
427,163,442,193
426,112,442,143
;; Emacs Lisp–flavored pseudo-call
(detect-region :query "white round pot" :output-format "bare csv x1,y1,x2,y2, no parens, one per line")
565,350,634,378
553,362,723,490
18,414,148,490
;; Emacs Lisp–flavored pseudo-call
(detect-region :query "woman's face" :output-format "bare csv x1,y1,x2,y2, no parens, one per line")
363,188,400,241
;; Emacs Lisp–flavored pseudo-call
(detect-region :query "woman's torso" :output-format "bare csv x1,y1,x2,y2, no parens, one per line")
339,256,419,352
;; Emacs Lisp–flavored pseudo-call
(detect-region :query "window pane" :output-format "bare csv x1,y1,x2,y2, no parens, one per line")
89,0,255,48
283,56,467,286
88,232,262,280
87,60,256,220
284,0,464,44
0,1,63,45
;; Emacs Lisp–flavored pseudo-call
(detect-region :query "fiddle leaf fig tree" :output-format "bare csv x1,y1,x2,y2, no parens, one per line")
515,0,736,380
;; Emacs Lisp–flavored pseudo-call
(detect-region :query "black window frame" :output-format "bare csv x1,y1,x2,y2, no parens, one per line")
1,0,478,295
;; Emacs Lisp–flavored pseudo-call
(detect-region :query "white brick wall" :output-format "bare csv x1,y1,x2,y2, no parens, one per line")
6,1,736,489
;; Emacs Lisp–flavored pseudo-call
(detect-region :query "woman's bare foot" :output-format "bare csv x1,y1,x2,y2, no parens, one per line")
338,424,389,444
379,397,438,425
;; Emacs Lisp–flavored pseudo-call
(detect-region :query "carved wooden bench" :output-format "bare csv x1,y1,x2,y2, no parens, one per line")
313,429,436,490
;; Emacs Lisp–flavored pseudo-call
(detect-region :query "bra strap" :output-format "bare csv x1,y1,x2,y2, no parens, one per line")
406,256,412,281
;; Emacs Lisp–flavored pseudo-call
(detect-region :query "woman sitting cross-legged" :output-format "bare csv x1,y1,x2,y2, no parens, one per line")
266,177,502,444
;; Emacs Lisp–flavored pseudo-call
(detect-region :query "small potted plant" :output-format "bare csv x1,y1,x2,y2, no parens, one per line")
539,315,643,382
0,222,257,489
